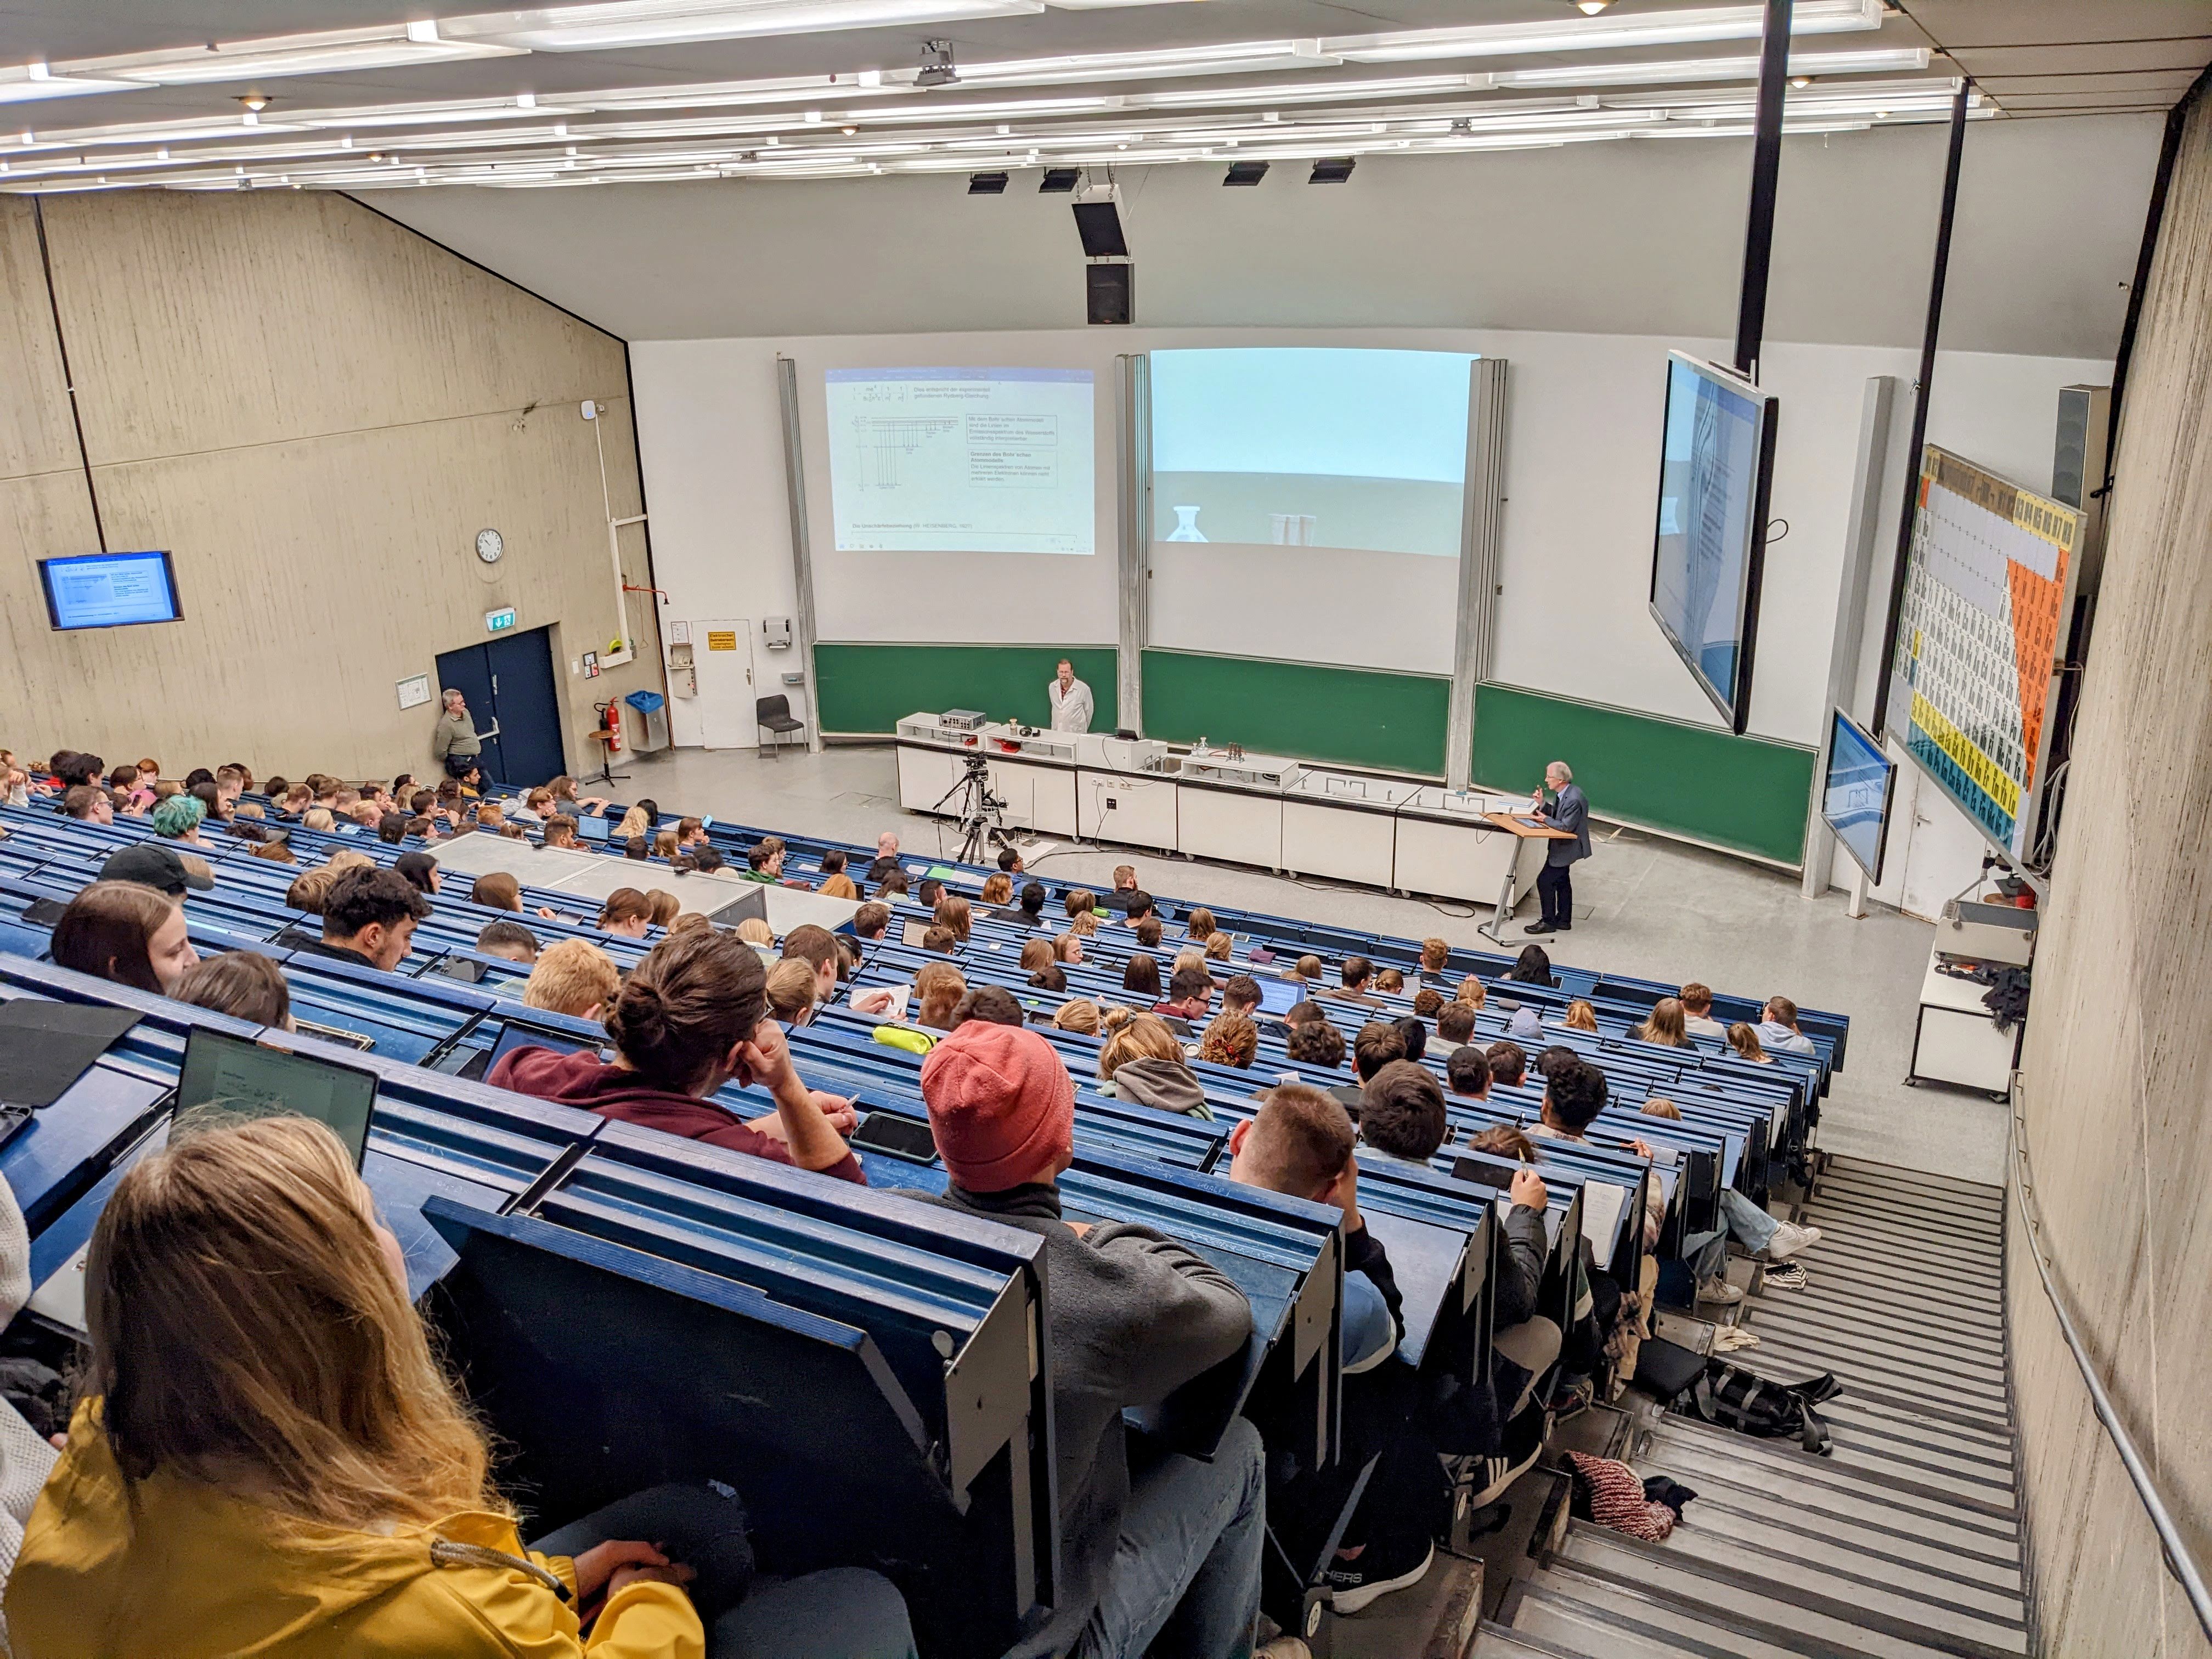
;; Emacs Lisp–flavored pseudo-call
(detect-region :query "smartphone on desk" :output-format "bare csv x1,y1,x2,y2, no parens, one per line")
850,1110,941,1165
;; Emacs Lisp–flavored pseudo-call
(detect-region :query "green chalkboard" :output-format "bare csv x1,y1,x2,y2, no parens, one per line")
1470,682,1813,865
814,643,1120,735
1142,650,1449,777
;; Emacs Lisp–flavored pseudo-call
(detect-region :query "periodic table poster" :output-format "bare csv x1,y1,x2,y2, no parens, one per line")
1886,445,2080,862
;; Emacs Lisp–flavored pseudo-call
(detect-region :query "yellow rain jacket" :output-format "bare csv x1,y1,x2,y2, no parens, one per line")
7,1402,704,1658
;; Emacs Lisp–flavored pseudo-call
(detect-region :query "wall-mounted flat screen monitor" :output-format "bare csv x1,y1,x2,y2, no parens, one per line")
1820,708,1897,884
39,550,183,631
1648,353,1778,734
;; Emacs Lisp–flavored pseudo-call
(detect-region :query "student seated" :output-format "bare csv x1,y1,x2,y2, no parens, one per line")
522,939,621,1020
9,1116,915,1658
1016,882,1047,926
764,958,818,1029
1097,1011,1211,1119
1419,937,1451,982
1102,864,1143,913
913,1022,1261,1659
913,962,966,1031
1559,1000,1600,1034
1504,945,1553,986
1460,1126,1565,1422
1051,998,1103,1035
741,843,784,883
1331,1021,1408,1115
1284,1017,1345,1071
865,831,901,886
977,871,1012,907
1133,915,1164,950
1412,986,1444,1019
171,951,294,1028
1444,1045,1492,1101
1756,996,1818,1057
476,919,541,966
1333,956,1380,1006
780,924,842,1007
950,985,1025,1030
1153,962,1212,1025
1182,906,1215,943
1726,1022,1774,1064
493,930,862,1182
1219,975,1261,1022
995,845,1024,877
1629,997,1690,1047
1358,1060,1447,1168
1486,1040,1528,1090
921,924,958,954
393,850,441,895
851,901,891,943
1435,998,1477,1048
1224,1085,1439,1614
1120,954,1161,1001
472,871,558,922
52,882,201,994
288,868,430,973
1197,1012,1259,1070
1371,967,1404,996
1678,982,1726,1040
599,889,654,939
61,784,112,825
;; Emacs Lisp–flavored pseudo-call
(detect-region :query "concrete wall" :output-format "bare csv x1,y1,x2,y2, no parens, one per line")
2010,94,2212,1659
0,190,661,783
368,113,2161,357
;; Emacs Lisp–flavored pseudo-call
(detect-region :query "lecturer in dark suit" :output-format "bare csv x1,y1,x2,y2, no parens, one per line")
1527,760,1590,936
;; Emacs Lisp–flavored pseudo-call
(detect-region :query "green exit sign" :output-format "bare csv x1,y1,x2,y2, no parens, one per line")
485,607,517,634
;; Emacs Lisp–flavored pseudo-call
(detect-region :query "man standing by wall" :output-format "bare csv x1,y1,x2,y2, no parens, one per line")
1527,759,1589,936
1047,657,1094,733
431,688,482,779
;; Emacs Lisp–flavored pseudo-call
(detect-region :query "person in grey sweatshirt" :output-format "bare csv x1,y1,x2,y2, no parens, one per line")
918,1019,1262,1659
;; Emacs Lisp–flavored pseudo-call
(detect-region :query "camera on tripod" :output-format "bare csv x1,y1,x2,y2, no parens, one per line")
935,752,1010,864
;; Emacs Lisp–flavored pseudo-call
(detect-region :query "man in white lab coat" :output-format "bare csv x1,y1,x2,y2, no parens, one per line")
1047,657,1095,733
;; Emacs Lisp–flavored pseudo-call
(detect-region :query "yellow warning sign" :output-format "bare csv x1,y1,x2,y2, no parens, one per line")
707,631,737,652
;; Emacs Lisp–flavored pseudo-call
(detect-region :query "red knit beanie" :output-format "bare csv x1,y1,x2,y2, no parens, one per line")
920,1021,1076,1192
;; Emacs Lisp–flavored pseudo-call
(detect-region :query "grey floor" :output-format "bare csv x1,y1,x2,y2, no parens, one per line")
628,742,2008,1184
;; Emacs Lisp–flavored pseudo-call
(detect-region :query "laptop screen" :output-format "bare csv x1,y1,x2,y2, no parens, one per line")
578,815,611,843
176,1026,379,1170
1256,975,1307,1017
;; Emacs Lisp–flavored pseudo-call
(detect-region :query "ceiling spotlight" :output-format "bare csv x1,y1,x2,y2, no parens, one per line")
1223,160,1269,187
1575,0,1613,12
917,39,959,88
1039,167,1081,193
1308,156,1356,184
840,124,858,135
968,170,1008,194
1790,74,1813,88
237,93,269,112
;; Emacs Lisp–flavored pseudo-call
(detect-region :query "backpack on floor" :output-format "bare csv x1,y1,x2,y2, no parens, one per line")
1686,1361,1841,1455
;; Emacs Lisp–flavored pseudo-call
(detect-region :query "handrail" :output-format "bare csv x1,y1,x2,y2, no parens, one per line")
2010,1097,2212,1641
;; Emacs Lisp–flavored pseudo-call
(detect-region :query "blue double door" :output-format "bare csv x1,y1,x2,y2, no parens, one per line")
435,625,565,787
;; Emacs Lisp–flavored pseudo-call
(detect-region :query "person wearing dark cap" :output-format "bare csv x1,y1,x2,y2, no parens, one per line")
914,1021,1261,1659
98,842,215,899
290,867,431,972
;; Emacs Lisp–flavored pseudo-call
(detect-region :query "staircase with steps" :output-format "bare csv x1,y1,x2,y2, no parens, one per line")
1475,1155,2029,1659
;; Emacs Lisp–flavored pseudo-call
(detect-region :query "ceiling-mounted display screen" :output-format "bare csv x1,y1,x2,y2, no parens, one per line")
824,366,1094,555
39,550,183,631
1648,351,1778,734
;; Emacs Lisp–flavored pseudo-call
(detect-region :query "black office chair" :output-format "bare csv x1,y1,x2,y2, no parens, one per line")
755,693,805,757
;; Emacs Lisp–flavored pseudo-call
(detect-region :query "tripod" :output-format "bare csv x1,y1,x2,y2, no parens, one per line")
932,754,1009,866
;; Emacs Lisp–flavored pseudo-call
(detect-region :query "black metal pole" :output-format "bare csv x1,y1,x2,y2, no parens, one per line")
1871,78,1971,740
2103,90,2194,499
1732,0,1793,380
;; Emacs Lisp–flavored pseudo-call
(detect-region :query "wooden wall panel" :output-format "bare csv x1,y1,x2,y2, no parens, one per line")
2010,92,2212,1659
41,192,629,465
0,190,659,782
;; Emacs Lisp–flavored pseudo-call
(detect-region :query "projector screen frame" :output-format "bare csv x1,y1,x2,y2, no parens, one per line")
1819,706,1897,885
37,549,185,633
1645,351,1778,736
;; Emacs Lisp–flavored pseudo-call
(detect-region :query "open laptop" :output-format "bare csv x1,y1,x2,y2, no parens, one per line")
28,1028,380,1335
578,814,612,843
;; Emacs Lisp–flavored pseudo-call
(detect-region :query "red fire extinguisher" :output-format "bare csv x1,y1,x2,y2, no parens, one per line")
596,699,623,753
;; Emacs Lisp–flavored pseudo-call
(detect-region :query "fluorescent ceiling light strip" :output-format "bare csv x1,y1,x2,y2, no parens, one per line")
440,0,1043,52
0,70,146,105
1493,46,1929,89
48,22,522,89
1132,74,1486,109
293,100,589,130
957,39,1330,79
1326,0,1882,64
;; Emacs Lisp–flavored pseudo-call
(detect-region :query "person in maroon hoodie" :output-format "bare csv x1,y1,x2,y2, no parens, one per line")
489,927,866,1183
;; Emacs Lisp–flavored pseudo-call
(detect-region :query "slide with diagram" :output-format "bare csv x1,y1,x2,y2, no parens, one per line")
825,366,1095,555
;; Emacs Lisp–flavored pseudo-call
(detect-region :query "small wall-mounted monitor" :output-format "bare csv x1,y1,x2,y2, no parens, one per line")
1820,708,1897,884
1648,353,1778,734
39,550,183,631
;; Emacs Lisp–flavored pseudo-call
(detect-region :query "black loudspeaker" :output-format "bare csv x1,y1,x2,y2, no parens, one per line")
1071,198,1128,257
1086,262,1133,325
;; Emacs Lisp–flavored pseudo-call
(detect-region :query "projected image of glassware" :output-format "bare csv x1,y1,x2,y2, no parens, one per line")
1167,505,1208,541
1268,513,1317,545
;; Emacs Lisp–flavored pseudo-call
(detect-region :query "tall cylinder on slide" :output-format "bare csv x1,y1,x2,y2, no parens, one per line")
1447,358,1509,793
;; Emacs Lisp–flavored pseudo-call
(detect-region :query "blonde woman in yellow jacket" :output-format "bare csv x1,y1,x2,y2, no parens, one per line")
7,1116,915,1659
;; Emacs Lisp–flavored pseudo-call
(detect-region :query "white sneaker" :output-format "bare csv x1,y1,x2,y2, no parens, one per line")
1697,1277,1745,1305
1762,1222,1822,1262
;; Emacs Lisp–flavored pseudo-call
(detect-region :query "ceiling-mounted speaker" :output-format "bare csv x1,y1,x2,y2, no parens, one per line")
1308,156,1356,184
1222,160,1269,186
1039,167,1081,193
1072,196,1128,257
1086,261,1133,326
968,171,1009,194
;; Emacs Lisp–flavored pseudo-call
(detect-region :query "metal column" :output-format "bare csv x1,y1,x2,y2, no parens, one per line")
1115,353,1150,735
775,355,823,753
1447,357,1509,792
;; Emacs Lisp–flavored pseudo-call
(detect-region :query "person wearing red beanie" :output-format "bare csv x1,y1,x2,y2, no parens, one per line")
915,1022,1263,1659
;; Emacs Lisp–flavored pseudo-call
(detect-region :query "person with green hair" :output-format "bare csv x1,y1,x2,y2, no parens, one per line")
150,792,207,845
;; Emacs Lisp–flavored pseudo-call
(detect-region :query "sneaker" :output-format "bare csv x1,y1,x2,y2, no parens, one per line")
1256,1641,1313,1659
1762,1222,1822,1261
1325,1536,1435,1615
1762,1261,1809,1290
1697,1276,1745,1305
